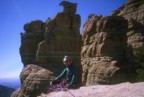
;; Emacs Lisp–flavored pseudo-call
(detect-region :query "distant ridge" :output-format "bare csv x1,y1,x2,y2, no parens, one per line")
0,78,20,89
0,85,15,97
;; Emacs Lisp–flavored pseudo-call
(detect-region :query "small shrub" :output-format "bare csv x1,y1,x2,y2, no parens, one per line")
134,44,144,81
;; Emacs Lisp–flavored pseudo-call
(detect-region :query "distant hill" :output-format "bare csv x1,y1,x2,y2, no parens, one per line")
0,85,15,97
0,78,20,89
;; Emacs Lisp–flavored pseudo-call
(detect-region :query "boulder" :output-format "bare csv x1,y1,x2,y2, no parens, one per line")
11,64,55,97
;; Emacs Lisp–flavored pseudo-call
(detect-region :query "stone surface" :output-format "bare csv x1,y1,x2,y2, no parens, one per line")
12,0,144,97
81,15,137,85
37,1,81,66
13,1,82,97
20,20,45,65
111,0,144,48
39,82,144,97
81,0,144,85
36,0,82,85
12,64,55,97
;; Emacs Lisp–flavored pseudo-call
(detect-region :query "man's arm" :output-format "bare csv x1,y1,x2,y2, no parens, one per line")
69,66,77,85
55,68,67,81
69,74,76,85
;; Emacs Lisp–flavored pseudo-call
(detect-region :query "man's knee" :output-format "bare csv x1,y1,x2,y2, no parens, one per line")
50,80,61,85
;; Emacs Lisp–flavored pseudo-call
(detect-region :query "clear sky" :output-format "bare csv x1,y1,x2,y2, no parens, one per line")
0,0,126,78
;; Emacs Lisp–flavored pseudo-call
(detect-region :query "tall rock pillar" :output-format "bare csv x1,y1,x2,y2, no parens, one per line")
36,1,82,85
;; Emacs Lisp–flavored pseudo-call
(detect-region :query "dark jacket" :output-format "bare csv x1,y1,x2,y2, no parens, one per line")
55,64,77,86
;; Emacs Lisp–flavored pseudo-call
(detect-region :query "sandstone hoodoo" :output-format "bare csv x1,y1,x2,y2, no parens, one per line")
15,1,82,97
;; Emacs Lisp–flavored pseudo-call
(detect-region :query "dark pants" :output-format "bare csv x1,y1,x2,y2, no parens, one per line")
50,80,61,85
50,80,77,89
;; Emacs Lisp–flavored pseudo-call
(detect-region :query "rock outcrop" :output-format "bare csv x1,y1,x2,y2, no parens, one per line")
36,0,82,84
111,0,144,48
13,1,82,97
81,14,138,85
36,1,81,68
12,0,144,97
11,64,54,97
20,20,45,66
81,0,144,86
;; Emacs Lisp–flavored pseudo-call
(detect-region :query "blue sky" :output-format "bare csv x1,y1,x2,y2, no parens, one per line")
0,0,126,78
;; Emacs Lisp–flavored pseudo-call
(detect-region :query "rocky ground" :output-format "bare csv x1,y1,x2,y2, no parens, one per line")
39,82,144,97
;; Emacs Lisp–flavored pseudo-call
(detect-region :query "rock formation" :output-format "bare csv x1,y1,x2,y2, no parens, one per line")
15,1,82,97
111,0,144,48
35,0,82,83
11,0,144,97
81,0,144,86
20,20,45,65
81,14,138,85
11,64,55,97
36,1,81,68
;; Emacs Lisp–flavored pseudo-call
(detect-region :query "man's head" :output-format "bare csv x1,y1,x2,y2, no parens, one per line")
63,55,72,66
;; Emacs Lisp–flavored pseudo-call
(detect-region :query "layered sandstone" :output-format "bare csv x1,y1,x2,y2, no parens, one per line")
20,20,45,65
81,0,144,86
15,1,82,97
12,0,144,97
81,15,137,85
35,1,82,83
11,64,55,97
111,0,144,48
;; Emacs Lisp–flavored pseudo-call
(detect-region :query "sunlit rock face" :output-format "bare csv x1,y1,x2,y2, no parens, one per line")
35,1,82,84
81,14,137,85
111,0,144,48
20,20,45,66
38,82,144,97
14,64,55,97
16,1,82,97
36,1,81,66
15,0,144,97
81,0,144,86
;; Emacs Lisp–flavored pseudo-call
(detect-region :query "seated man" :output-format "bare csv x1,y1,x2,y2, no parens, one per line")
51,55,77,89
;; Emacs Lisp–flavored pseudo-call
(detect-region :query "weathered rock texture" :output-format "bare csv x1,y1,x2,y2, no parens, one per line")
11,64,55,97
15,1,82,97
36,1,82,82
81,14,137,85
12,0,144,97
39,82,144,97
81,0,144,86
36,1,81,68
111,0,144,48
20,20,45,65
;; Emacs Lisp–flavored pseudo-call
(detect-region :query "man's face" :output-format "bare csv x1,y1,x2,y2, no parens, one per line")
63,59,71,66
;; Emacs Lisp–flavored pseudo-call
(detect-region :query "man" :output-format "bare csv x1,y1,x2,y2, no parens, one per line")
51,55,77,89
